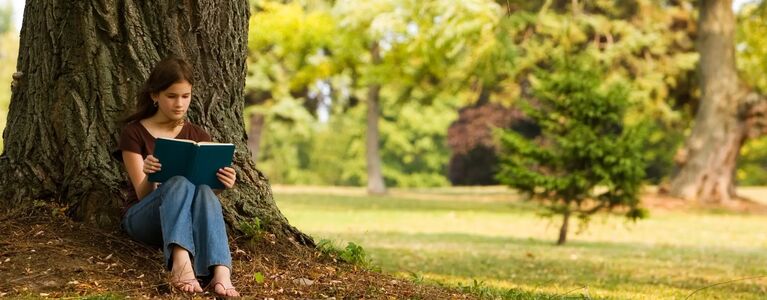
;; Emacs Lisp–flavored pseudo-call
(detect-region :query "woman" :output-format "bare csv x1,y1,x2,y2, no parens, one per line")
116,56,240,298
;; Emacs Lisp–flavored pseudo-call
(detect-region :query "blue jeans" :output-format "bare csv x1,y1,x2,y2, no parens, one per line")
121,176,232,278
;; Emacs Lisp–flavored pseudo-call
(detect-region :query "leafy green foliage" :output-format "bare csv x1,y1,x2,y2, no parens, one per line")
494,1,697,184
458,279,494,299
378,99,456,187
0,30,19,152
496,55,647,242
252,97,458,187
331,0,503,102
0,3,13,34
737,136,767,185
304,106,368,186
737,1,767,93
245,0,503,187
407,271,425,284
253,271,265,284
247,1,336,103
239,217,264,240
316,239,374,268
246,99,320,184
338,242,367,266
736,1,767,185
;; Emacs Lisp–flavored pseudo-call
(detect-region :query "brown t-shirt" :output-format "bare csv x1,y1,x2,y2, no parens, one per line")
116,120,212,214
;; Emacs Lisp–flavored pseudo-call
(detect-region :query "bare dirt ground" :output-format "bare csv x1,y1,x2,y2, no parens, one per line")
0,210,473,299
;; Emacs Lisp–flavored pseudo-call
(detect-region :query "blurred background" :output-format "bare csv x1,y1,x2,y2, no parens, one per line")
1,0,766,187
2,1,767,298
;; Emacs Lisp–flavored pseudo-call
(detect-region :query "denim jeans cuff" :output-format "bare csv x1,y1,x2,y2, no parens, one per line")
166,241,196,257
207,262,234,272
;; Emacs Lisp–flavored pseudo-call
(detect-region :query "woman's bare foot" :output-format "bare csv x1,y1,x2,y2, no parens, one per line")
209,265,240,298
170,246,202,294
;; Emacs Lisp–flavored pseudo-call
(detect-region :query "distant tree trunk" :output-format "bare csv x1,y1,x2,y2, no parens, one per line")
0,0,312,246
247,112,265,163
366,42,386,195
669,0,750,203
557,210,569,245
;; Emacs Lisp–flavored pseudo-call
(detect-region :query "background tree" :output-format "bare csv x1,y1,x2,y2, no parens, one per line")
448,0,698,186
496,55,647,245
245,0,503,190
245,1,338,183
0,0,311,245
330,0,504,194
668,0,767,203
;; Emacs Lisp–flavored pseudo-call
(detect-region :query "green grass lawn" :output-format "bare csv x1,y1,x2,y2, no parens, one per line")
273,186,767,299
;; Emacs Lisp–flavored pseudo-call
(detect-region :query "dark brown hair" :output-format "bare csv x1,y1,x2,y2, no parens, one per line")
123,56,194,124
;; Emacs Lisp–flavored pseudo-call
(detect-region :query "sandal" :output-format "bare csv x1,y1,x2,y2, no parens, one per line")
208,281,241,299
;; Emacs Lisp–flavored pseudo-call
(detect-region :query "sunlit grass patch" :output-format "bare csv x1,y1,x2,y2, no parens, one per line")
275,187,767,299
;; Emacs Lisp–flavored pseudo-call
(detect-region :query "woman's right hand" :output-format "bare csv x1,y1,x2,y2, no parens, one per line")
143,155,162,174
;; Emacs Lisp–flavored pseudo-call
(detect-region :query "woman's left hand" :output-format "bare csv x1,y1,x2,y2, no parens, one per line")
217,167,237,189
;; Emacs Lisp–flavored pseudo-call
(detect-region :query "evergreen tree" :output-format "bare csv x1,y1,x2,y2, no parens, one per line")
496,56,647,245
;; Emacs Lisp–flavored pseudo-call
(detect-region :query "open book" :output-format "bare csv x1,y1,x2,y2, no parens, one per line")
148,137,235,189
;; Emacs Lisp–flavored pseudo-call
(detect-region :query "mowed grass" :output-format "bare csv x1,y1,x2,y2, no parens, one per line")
273,186,767,299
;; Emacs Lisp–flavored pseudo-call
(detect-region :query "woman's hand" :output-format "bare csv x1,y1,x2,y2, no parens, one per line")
143,155,161,174
217,167,236,189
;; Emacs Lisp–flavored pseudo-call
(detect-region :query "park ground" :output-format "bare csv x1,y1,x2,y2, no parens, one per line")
273,185,767,299
1,186,766,299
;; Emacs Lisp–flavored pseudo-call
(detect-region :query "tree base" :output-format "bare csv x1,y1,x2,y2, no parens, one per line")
0,213,464,299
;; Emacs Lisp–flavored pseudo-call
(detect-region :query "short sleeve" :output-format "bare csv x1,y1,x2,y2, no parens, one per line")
192,124,212,142
199,130,212,142
118,124,144,155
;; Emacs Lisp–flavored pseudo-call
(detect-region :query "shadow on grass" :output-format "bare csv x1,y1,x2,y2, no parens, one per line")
276,193,539,214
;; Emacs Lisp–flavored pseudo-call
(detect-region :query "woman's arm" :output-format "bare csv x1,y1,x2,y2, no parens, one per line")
123,151,158,200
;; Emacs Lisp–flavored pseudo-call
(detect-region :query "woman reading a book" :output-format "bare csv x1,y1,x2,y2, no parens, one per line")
116,56,240,298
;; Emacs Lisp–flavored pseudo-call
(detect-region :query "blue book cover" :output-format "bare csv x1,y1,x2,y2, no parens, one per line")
148,137,235,189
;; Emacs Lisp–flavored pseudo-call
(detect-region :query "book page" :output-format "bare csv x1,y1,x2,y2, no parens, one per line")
197,141,234,146
156,137,197,144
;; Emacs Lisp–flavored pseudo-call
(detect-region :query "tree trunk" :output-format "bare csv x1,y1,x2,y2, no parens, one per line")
366,42,386,195
557,210,570,245
0,0,312,246
247,112,265,163
669,0,749,204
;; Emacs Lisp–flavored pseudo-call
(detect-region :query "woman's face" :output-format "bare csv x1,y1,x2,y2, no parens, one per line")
153,80,192,122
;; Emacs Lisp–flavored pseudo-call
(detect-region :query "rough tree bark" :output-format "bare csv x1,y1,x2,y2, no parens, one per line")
366,42,386,195
0,0,312,246
669,0,757,203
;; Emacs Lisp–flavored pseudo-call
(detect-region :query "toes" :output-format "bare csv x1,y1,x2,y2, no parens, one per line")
225,287,239,297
